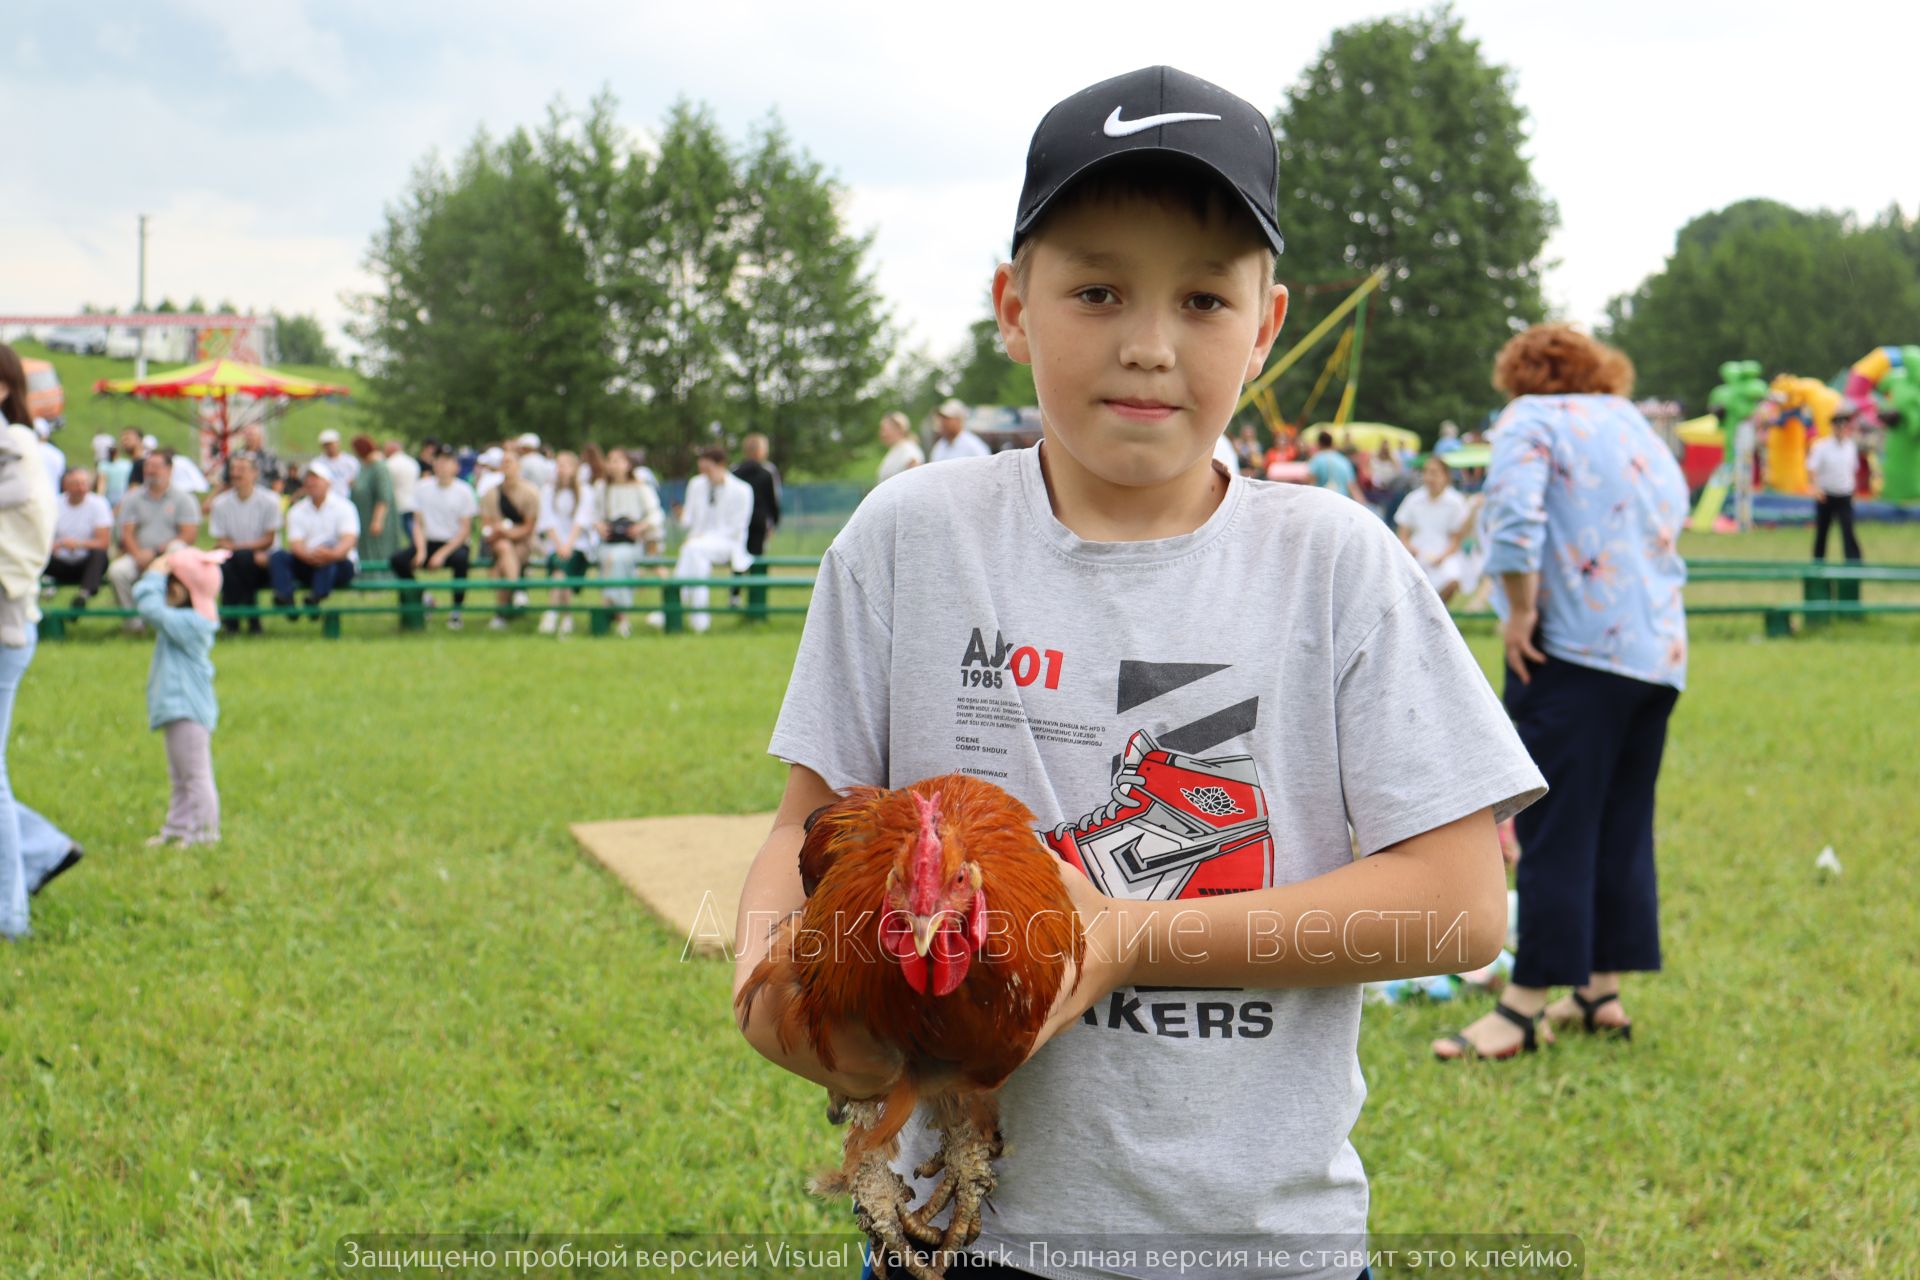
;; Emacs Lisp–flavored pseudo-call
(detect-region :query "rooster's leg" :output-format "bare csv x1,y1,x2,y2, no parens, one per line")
899,1103,1001,1254
820,1099,946,1280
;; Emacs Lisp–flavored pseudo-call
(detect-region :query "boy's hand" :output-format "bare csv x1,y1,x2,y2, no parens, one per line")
1026,860,1133,1061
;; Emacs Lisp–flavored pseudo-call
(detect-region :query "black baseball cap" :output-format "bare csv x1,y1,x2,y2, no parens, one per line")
1013,66,1284,258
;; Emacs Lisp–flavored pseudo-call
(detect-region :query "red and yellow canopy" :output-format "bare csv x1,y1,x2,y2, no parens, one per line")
95,358,349,401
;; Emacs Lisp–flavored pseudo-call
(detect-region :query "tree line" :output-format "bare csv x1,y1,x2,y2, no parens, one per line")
352,10,1920,456
350,94,889,474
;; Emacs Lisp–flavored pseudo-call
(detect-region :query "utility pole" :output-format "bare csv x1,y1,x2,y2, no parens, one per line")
135,214,149,378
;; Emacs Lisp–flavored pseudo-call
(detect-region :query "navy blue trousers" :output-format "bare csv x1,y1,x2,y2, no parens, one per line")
1504,655,1677,989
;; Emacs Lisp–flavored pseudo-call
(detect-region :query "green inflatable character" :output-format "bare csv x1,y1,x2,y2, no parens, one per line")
1707,359,1768,435
1878,346,1920,503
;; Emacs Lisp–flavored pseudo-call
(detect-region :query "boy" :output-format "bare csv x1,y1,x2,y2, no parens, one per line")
735,67,1544,1280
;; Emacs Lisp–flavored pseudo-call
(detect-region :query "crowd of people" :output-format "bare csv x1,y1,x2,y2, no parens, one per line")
38,424,791,639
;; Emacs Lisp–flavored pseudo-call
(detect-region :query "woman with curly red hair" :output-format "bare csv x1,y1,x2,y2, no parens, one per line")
1434,325,1689,1060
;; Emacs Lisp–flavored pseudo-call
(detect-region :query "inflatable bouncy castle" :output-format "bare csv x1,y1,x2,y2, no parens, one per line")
1756,374,1842,494
1878,346,1920,502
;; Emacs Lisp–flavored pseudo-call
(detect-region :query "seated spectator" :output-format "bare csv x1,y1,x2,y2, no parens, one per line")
269,464,359,615
47,468,112,607
473,446,505,497
1395,455,1474,602
535,450,595,636
478,449,539,629
390,450,477,630
648,445,752,634
348,434,400,570
383,439,421,543
107,452,200,633
208,454,282,634
310,428,359,493
594,447,663,638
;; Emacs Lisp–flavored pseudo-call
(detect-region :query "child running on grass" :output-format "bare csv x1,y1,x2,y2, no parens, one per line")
735,67,1546,1280
135,544,226,848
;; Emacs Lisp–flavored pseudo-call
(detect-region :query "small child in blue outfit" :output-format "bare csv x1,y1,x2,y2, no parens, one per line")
134,544,227,847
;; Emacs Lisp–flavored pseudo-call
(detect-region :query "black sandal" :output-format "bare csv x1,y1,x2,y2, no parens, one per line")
1436,1001,1548,1061
1569,990,1633,1041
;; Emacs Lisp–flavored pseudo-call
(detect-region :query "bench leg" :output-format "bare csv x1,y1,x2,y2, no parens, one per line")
323,612,342,640
1764,609,1793,639
663,585,684,634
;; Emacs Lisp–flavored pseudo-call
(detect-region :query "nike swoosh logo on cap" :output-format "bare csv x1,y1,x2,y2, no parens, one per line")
1102,106,1223,138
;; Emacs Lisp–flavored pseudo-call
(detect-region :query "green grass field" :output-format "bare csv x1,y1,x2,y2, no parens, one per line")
2,524,1917,1276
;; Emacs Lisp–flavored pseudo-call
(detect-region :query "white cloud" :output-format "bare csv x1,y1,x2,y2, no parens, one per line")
166,0,354,96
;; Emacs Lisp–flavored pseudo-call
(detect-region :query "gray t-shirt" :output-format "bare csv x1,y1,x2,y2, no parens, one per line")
208,488,282,549
117,486,199,552
769,446,1544,1280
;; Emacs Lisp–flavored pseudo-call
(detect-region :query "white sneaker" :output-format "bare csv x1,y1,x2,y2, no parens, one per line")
614,618,632,638
447,611,463,631
537,609,559,634
488,616,510,631
557,615,574,636
512,590,530,608
644,611,665,629
422,591,437,609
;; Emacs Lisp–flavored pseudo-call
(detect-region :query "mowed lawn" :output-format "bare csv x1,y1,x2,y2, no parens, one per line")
2,592,1917,1274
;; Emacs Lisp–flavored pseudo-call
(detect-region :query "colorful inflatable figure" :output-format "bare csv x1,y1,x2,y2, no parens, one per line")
1757,374,1841,494
1878,346,1920,502
1843,346,1904,429
1707,359,1769,434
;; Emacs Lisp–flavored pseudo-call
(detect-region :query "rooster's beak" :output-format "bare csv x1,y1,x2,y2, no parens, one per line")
910,914,938,956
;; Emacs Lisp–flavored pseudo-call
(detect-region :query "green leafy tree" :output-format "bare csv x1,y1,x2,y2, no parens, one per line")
1604,199,1920,403
949,310,1036,409
350,128,617,447
1270,6,1556,436
723,117,891,473
273,312,336,366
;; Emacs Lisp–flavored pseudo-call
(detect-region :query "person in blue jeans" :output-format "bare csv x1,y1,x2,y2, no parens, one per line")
269,464,360,615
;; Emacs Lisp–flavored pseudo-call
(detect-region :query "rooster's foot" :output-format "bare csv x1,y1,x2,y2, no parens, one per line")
830,1101,946,1280
900,1113,1001,1255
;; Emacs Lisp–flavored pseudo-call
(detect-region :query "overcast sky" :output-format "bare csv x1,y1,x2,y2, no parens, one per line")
5,0,1916,365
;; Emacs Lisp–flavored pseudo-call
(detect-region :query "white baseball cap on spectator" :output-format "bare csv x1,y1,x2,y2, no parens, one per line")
515,432,541,450
478,446,505,467
318,428,341,445
306,458,333,480
142,434,158,450
937,398,967,419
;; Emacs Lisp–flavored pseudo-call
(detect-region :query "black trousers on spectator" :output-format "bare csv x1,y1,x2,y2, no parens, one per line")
45,550,107,599
1504,655,1677,990
1812,494,1862,561
220,554,270,631
390,540,471,607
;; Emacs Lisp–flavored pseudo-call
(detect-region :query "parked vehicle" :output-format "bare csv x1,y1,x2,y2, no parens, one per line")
43,325,107,355
105,327,144,360
21,358,64,427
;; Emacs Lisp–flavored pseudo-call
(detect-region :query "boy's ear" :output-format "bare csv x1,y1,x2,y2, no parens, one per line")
1243,283,1290,385
992,263,1032,366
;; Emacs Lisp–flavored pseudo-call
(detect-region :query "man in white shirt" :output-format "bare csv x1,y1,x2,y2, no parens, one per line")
473,446,505,497
648,445,753,633
876,411,925,483
268,462,360,612
515,432,554,488
310,428,360,493
46,468,113,606
928,398,990,463
208,453,283,633
383,440,421,542
1807,407,1864,561
390,450,478,629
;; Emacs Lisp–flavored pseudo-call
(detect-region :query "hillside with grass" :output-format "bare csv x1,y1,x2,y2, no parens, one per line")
14,338,370,462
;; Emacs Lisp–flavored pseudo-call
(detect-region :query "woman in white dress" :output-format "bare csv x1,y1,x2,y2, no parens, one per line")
1394,454,1473,602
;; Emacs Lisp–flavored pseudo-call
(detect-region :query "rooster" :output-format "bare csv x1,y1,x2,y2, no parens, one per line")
736,775,1084,1280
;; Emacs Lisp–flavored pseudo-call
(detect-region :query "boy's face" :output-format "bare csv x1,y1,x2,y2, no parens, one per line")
994,195,1286,493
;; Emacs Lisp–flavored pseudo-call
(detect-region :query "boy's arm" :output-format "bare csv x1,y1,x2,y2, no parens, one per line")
1038,807,1507,1044
732,763,902,1099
